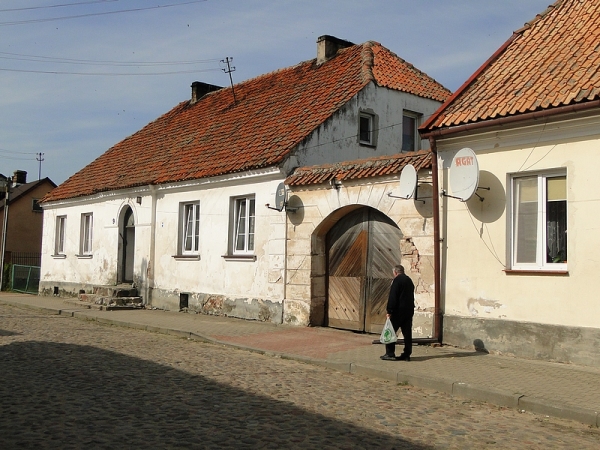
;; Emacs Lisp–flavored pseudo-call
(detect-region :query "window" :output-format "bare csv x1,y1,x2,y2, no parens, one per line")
80,213,93,255
55,216,66,255
511,172,567,270
233,196,255,254
402,112,419,151
32,199,42,212
359,113,373,144
180,202,200,254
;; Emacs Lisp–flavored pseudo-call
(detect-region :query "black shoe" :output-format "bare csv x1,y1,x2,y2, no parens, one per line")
380,354,397,361
398,354,411,361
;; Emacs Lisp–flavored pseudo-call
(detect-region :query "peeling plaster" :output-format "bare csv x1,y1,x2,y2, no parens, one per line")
467,297,505,316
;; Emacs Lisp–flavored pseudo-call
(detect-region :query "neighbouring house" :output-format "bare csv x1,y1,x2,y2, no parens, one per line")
40,35,450,332
420,0,600,367
0,170,57,285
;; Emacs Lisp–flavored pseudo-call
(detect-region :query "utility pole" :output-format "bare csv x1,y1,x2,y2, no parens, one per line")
36,153,44,180
221,57,237,104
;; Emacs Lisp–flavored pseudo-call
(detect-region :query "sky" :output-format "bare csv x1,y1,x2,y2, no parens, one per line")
0,0,553,186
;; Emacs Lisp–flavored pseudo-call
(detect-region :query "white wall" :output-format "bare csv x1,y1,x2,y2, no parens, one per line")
290,84,441,168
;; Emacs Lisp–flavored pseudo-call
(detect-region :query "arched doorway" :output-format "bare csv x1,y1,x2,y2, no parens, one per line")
326,206,403,333
118,206,135,284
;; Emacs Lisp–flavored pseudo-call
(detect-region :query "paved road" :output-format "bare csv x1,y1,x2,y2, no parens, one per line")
1,304,599,449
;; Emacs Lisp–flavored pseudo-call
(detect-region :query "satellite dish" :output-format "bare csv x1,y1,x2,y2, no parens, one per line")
274,182,286,212
398,164,418,199
449,148,479,202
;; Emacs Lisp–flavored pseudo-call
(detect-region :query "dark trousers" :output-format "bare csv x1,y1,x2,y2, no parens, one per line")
385,316,413,357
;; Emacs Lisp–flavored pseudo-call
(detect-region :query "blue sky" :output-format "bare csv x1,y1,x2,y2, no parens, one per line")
0,0,552,185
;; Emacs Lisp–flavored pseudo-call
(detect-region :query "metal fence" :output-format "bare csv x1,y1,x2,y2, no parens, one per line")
11,264,40,294
7,252,41,267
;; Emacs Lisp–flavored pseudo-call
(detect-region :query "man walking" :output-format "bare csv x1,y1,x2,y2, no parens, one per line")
381,264,415,361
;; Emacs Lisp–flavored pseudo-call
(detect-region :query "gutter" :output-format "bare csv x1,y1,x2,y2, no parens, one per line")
421,99,600,140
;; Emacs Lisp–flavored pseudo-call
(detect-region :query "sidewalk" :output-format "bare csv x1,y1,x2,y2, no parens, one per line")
1,292,599,427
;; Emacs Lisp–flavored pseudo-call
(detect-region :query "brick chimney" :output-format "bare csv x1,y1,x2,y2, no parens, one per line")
316,35,355,65
191,81,223,104
12,170,27,186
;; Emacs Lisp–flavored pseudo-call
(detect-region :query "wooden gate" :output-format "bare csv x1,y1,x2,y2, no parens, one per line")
326,207,402,333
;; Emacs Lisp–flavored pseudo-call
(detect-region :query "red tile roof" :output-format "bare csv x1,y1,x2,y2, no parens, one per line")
285,151,431,186
44,41,449,203
422,0,600,132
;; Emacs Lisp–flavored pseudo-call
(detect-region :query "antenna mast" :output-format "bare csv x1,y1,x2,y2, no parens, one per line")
221,57,237,104
36,152,45,180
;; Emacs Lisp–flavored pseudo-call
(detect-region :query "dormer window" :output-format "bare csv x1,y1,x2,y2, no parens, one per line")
402,111,421,151
359,110,378,147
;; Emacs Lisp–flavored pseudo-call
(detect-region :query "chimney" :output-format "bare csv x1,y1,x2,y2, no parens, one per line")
12,170,27,186
191,81,223,104
316,35,355,65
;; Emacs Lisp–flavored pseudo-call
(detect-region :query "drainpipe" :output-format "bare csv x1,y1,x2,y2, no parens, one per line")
146,184,158,305
429,137,443,344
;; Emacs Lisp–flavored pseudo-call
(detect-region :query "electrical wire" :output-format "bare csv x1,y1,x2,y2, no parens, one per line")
0,0,207,26
0,51,220,67
0,1,118,13
466,206,505,267
0,67,222,76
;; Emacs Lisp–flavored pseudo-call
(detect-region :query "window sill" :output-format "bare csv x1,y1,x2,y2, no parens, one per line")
172,254,201,261
76,254,93,259
221,254,257,261
504,269,568,276
359,141,376,148
51,254,67,259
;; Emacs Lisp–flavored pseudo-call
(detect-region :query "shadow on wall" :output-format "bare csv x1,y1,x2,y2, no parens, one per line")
0,341,432,449
465,170,506,223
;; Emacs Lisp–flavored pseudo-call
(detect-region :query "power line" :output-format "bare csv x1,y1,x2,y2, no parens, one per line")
0,0,208,26
0,1,117,13
0,66,222,76
0,51,221,67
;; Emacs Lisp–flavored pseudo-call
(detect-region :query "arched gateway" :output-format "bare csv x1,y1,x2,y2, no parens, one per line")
326,206,403,333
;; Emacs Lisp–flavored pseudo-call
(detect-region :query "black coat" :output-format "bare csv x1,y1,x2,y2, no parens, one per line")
386,273,415,320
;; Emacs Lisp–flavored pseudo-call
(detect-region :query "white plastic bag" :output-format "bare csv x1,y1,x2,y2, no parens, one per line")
379,317,397,344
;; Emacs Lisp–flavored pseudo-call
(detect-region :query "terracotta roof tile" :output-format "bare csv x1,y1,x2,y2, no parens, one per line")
423,0,600,131
285,151,431,186
45,41,449,202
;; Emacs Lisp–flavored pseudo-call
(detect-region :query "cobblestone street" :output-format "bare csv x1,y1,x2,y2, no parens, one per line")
1,304,599,449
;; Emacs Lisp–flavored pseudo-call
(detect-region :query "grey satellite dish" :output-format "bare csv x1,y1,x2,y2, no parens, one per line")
449,148,479,202
274,182,286,212
398,164,418,199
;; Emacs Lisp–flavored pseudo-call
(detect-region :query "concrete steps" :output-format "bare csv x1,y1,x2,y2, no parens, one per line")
66,285,144,311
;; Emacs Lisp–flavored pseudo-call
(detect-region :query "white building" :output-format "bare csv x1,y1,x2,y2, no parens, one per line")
41,35,449,331
421,0,600,367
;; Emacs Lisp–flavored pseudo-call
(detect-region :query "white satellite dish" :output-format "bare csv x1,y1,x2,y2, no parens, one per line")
398,164,418,199
449,148,479,202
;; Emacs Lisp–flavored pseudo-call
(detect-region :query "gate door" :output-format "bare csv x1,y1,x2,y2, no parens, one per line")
326,207,402,333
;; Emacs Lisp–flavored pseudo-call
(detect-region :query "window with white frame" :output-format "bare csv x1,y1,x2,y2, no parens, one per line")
511,172,567,270
232,196,255,254
180,201,200,254
80,213,93,255
55,216,66,255
401,112,420,151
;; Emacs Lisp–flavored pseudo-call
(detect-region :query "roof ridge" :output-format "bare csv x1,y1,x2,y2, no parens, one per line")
514,0,563,35
360,41,376,84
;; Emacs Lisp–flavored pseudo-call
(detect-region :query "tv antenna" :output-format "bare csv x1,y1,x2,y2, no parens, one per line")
443,147,489,202
36,152,44,180
388,164,427,203
266,182,298,213
221,57,237,104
